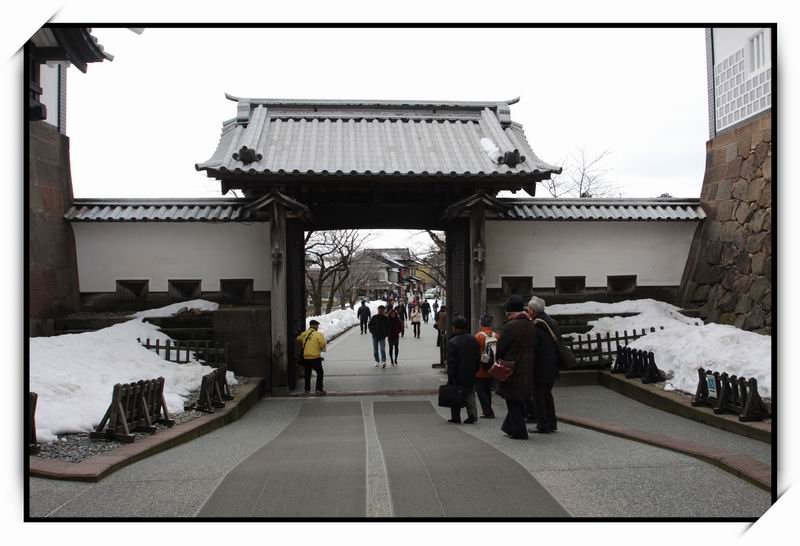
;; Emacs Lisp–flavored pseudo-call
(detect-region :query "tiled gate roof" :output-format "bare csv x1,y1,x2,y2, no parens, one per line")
195,96,560,179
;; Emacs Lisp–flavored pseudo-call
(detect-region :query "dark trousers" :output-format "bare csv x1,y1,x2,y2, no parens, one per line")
533,381,557,431
438,332,447,365
303,358,324,391
412,322,420,337
423,312,429,323
501,399,529,439
360,319,368,334
475,377,495,417
388,338,399,362
450,385,477,422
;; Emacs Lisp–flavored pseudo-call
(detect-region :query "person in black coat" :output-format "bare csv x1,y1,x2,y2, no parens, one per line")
446,316,480,424
368,306,390,367
528,296,560,433
421,300,431,323
495,295,537,440
357,300,371,334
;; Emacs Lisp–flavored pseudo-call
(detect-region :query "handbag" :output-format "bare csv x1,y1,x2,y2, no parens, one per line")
297,330,313,366
438,384,465,408
534,318,578,370
489,324,531,382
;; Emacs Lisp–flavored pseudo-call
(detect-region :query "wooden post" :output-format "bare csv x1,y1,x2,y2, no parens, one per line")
469,202,486,334
270,201,289,394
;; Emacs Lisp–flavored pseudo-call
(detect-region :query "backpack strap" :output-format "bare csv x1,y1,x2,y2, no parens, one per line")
534,318,558,343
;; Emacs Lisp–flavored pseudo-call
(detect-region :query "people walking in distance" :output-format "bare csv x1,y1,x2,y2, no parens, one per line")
357,300,371,335
446,316,480,424
410,304,422,339
421,299,431,323
296,319,327,395
387,308,404,366
434,304,448,366
474,314,499,419
396,299,407,337
527,296,560,433
495,295,537,440
433,299,440,315
368,305,390,368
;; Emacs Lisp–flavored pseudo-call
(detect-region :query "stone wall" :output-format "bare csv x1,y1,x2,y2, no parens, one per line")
681,111,772,333
29,121,80,336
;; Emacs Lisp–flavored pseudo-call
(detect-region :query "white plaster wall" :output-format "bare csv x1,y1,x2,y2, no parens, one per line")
713,28,770,62
72,222,271,292
485,221,698,288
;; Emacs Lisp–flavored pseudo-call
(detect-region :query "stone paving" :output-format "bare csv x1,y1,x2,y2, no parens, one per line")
28,321,772,518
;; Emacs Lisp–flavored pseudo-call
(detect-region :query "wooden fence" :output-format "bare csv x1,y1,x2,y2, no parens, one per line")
186,367,232,413
561,327,665,368
691,368,770,422
90,377,175,443
138,338,227,367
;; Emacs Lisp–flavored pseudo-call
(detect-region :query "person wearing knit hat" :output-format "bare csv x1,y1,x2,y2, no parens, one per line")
504,294,527,313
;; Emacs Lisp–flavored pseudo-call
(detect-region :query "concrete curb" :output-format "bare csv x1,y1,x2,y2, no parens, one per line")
29,377,266,482
559,413,771,492
598,371,771,444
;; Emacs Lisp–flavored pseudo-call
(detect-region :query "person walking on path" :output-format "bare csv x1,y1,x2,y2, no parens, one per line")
495,295,537,440
296,319,327,395
357,300,371,335
434,304,448,366
421,300,431,323
433,299,440,315
474,314,499,419
368,305,390,368
396,299,407,337
410,305,422,338
446,316,480,424
387,308,404,366
528,296,560,433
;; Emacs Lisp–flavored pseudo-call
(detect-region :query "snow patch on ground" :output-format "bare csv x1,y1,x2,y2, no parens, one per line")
130,299,219,318
548,299,771,398
30,318,234,443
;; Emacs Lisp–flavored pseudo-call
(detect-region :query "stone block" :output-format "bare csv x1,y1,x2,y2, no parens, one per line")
725,143,739,163
691,284,710,302
712,148,728,168
740,154,757,181
737,134,753,158
705,308,720,324
725,156,743,179
714,179,733,200
696,261,725,285
716,200,735,222
735,201,754,224
720,221,739,243
718,291,737,313
720,267,737,290
750,277,771,301
747,178,765,203
762,157,771,182
746,232,768,254
763,257,772,280
734,293,752,315
721,244,738,265
732,178,749,201
732,275,753,294
743,308,765,331
705,221,722,242
751,253,766,276
755,141,770,163
734,252,751,275
704,241,724,265
734,315,747,329
719,312,736,325
758,184,772,208
763,290,772,312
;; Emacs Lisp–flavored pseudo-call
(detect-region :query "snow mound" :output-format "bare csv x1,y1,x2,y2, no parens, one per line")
306,300,386,340
30,319,235,443
480,137,501,162
548,299,771,398
130,299,219,319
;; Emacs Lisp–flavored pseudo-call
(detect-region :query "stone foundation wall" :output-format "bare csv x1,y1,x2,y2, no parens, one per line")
681,111,772,333
29,121,80,335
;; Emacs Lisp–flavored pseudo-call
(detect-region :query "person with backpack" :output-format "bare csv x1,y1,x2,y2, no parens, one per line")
474,314,499,419
357,300,371,335
368,305,390,368
296,319,327,395
528,296,561,433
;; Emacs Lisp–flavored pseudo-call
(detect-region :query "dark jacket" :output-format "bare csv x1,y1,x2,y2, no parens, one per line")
446,332,481,387
357,304,371,321
421,301,431,314
388,314,404,341
397,305,407,320
368,314,390,339
533,313,560,383
495,313,537,401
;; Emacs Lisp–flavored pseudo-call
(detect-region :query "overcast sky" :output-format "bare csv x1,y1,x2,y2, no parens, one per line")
66,27,709,248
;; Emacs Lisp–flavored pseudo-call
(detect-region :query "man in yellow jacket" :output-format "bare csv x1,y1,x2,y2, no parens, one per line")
296,319,327,395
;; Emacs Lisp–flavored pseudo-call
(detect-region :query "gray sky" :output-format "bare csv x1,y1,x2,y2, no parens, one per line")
66,27,709,248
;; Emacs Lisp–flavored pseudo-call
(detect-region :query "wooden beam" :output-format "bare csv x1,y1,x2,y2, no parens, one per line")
270,202,289,394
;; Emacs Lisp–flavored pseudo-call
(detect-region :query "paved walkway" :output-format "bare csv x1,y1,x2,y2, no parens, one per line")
28,322,772,518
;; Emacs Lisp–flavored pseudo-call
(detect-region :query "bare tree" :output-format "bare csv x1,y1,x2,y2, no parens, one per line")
305,230,372,315
338,265,372,308
410,230,446,290
539,147,621,198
